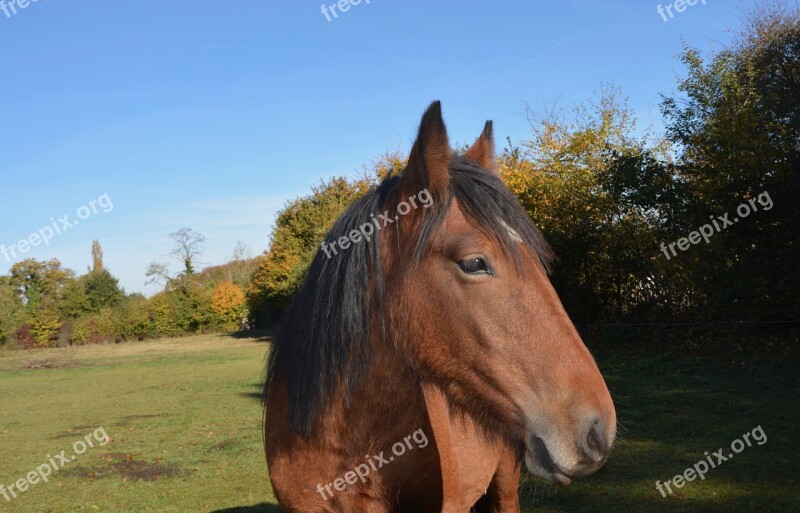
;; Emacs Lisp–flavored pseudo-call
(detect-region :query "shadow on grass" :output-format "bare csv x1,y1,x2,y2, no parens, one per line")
210,504,280,513
228,328,274,343
241,381,264,401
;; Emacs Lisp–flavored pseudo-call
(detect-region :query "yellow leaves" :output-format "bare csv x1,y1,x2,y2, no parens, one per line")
210,281,247,332
30,308,62,347
211,281,245,312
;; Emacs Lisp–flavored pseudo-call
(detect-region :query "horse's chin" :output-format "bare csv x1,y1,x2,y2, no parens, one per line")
524,438,574,486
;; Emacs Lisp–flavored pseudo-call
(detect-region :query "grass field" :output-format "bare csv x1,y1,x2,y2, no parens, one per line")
0,332,797,512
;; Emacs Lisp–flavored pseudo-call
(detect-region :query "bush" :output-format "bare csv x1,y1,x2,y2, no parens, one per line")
15,324,37,349
70,309,116,345
149,292,182,338
149,284,217,337
55,322,73,348
211,281,248,331
94,308,116,339
30,309,62,347
71,317,97,345
113,295,155,340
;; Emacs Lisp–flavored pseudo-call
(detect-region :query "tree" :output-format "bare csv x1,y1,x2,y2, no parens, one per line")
228,242,259,289
58,278,92,318
0,276,27,345
146,228,206,288
503,86,687,322
9,259,73,311
661,0,800,320
363,150,406,181
145,262,173,288
84,270,125,312
91,240,104,273
232,241,250,262
169,228,206,277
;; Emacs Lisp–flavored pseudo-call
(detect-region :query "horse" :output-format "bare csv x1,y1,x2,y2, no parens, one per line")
264,101,616,512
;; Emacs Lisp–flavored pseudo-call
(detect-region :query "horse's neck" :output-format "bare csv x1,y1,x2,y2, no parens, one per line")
422,383,509,509
361,332,423,417
321,333,428,452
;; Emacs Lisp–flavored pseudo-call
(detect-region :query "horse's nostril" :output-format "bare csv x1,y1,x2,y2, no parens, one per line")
587,423,600,450
582,420,608,463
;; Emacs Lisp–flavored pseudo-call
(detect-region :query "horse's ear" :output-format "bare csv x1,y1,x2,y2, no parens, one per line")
403,101,450,199
465,120,497,173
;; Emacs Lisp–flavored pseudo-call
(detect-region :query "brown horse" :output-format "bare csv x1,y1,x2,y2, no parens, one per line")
264,102,616,512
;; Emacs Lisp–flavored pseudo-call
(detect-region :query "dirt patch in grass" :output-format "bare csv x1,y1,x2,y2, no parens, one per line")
70,453,179,481
51,425,104,439
17,358,95,371
115,413,166,427
212,438,242,451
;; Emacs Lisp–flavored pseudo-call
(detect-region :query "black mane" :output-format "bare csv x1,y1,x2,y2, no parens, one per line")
264,157,553,434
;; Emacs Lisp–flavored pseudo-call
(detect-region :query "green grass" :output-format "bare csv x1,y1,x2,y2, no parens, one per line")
0,332,797,512
0,334,276,513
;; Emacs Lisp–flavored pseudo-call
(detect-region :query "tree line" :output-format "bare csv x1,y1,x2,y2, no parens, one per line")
0,232,259,348
247,3,800,333
2,3,797,349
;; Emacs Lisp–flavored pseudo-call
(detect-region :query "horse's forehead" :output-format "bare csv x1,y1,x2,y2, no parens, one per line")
440,200,521,242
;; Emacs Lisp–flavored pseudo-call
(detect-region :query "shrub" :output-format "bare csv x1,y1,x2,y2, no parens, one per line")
15,324,36,349
94,308,116,339
71,317,96,345
55,322,73,348
30,309,62,347
70,309,116,345
149,292,182,338
148,285,216,337
113,295,155,340
211,281,248,331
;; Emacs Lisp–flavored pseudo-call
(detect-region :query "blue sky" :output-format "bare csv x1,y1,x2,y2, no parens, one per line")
0,0,748,295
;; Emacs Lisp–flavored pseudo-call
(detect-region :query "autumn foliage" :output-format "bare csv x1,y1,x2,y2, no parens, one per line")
211,281,248,332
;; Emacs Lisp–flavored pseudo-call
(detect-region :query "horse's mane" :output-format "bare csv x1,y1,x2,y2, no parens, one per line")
264,157,554,434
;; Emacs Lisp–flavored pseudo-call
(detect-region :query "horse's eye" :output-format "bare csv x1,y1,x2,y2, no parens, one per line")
458,257,491,275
